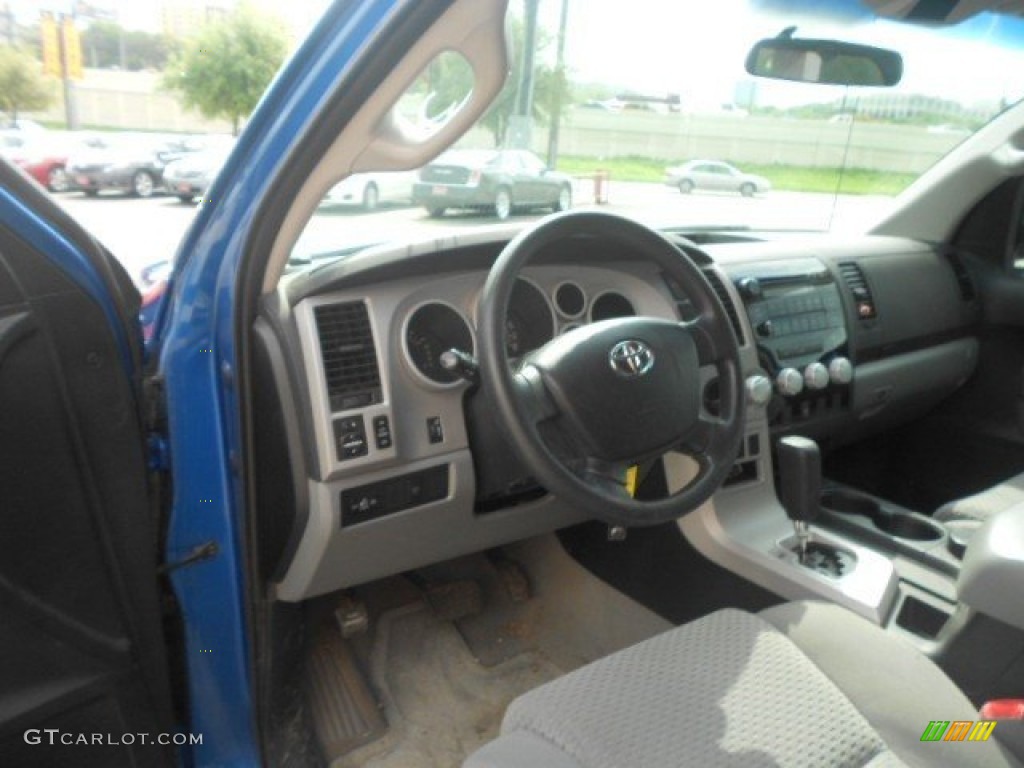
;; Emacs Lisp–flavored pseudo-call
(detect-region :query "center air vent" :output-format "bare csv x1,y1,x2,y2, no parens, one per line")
838,262,877,320
946,253,976,302
314,301,382,412
703,269,746,345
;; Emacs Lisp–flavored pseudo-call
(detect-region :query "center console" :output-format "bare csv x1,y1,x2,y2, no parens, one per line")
681,241,981,652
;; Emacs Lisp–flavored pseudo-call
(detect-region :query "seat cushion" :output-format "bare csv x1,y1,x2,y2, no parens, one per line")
466,602,1020,768
934,472,1024,523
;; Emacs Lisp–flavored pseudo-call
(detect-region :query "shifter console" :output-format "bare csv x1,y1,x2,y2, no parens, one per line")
776,435,856,577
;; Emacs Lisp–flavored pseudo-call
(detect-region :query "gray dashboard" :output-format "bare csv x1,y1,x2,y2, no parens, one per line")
259,227,981,601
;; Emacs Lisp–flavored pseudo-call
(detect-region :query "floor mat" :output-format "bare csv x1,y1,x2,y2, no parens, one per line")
332,535,671,767
332,602,563,767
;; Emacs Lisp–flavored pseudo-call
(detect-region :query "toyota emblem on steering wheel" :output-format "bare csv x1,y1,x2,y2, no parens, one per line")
609,339,655,377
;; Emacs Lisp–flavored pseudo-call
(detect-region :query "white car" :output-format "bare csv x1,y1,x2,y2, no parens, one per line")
665,159,771,196
322,170,417,210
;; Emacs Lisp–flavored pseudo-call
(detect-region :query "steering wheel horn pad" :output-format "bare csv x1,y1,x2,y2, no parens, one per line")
528,317,701,463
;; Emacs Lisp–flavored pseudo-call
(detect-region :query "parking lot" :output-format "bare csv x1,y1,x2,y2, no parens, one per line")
56,181,895,285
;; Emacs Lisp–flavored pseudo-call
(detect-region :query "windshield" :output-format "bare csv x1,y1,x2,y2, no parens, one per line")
292,0,1024,262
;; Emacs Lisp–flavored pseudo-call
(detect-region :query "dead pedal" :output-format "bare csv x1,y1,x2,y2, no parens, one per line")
305,626,386,761
424,578,483,621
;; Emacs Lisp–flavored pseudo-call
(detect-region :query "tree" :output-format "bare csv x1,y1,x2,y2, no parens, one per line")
163,5,288,135
0,47,54,123
82,21,179,71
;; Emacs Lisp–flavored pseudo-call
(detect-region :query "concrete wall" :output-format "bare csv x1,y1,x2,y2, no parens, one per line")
29,68,233,134
551,111,962,173
28,70,963,173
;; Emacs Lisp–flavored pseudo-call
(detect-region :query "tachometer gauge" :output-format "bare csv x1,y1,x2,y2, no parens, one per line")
504,279,555,358
505,314,524,358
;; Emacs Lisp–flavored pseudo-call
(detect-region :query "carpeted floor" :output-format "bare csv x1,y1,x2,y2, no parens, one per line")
333,535,671,767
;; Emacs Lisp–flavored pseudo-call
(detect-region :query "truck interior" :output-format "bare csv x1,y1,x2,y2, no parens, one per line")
223,1,1024,765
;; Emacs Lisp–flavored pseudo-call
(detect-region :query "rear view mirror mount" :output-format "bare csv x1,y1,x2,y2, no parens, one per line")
745,31,903,87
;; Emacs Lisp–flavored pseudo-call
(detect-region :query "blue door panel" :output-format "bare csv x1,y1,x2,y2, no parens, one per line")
156,1,405,764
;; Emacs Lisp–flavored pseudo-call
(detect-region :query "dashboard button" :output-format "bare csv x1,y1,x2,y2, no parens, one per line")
427,416,444,444
828,357,854,385
334,415,368,460
804,362,829,390
776,368,804,397
745,375,772,406
373,415,392,449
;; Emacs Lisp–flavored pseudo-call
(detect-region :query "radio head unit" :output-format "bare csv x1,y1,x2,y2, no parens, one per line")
734,258,848,370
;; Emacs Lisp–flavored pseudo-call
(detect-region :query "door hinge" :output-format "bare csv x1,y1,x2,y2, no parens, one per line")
143,374,171,472
147,433,171,472
160,541,219,574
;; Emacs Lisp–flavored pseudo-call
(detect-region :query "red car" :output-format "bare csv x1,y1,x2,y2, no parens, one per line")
3,137,70,193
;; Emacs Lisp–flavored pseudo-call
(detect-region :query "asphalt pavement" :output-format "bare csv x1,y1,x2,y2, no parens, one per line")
55,181,894,286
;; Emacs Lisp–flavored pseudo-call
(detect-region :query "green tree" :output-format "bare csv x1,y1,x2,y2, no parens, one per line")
163,5,288,135
82,21,180,71
0,47,54,123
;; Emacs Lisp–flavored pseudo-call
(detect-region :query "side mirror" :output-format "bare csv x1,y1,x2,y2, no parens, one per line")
746,35,902,87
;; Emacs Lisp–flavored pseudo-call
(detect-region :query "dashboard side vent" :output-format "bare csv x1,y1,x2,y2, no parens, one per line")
946,253,976,302
703,269,746,345
314,301,382,412
837,262,877,320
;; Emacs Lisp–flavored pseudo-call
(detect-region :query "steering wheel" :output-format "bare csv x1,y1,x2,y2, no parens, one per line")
478,211,744,526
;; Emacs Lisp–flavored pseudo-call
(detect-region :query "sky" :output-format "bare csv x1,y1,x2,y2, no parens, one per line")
13,0,331,41
14,0,1024,111
537,0,1024,110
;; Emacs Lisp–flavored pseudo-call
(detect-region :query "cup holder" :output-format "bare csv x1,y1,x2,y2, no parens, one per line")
821,489,943,542
820,490,879,517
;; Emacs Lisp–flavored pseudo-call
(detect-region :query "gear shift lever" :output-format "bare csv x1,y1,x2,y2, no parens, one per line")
776,435,821,563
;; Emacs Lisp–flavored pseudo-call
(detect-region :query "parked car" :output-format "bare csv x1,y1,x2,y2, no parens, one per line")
322,170,417,210
665,159,771,196
9,2,1024,767
66,134,189,198
163,144,235,203
413,148,573,219
1,137,72,192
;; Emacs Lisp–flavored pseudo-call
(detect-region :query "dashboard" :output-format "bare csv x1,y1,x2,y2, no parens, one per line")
256,226,981,601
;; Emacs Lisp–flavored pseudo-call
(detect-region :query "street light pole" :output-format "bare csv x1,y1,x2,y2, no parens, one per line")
508,0,540,149
58,13,79,129
546,0,569,168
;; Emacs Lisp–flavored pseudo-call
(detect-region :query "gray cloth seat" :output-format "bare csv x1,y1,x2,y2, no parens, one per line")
465,601,1020,768
934,471,1024,523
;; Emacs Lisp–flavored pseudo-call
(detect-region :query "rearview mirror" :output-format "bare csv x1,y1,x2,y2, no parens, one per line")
745,36,902,87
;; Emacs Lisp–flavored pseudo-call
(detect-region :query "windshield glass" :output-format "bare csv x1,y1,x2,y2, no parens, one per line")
292,0,1024,262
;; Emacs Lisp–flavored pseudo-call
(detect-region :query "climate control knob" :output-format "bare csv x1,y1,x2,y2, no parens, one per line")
829,357,853,385
745,375,773,407
804,362,829,390
776,368,805,397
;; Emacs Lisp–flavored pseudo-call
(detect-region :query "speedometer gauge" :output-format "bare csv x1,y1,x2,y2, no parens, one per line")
403,302,474,386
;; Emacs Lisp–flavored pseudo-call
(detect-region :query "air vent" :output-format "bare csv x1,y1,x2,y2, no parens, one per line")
946,253,976,302
314,301,382,412
703,269,746,345
837,262,877,320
